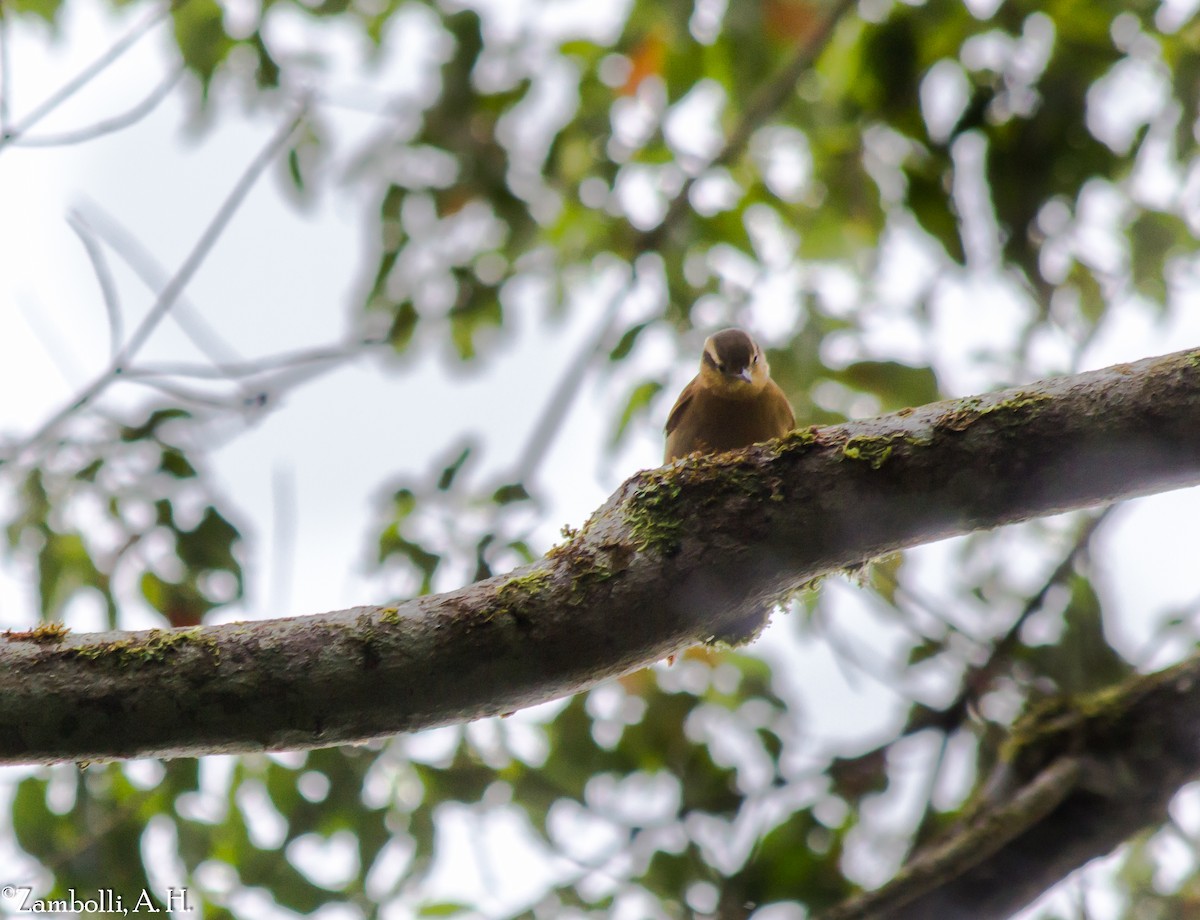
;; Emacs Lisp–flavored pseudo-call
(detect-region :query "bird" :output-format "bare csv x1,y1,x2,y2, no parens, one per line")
664,327,795,462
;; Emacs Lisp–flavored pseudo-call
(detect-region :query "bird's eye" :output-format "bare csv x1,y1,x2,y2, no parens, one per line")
752,354,759,365
716,362,726,372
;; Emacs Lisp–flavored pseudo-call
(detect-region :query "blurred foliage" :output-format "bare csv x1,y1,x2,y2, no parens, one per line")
3,0,1200,915
4,408,243,629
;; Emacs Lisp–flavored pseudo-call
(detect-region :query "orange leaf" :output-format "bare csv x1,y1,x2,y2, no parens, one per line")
621,33,667,96
764,0,821,45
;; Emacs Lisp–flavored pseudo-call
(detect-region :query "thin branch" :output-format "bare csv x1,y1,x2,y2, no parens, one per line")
815,757,1083,920
67,203,372,422
73,202,247,371
13,67,183,148
0,1,181,151
906,726,953,869
509,282,628,485
1133,589,1200,665
117,375,255,410
925,508,1113,730
13,105,308,459
13,295,88,389
0,0,11,136
121,343,379,421
71,205,372,414
634,0,858,252
875,566,990,647
67,212,124,359
123,340,375,381
233,344,368,399
814,594,910,695
109,102,301,365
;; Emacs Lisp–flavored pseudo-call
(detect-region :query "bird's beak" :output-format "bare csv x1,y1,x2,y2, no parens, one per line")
738,368,753,383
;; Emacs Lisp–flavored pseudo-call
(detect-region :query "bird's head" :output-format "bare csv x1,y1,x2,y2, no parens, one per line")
698,328,770,394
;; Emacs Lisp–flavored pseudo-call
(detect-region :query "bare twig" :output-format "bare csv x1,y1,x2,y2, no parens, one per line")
123,340,375,382
117,342,380,422
0,1,181,151
13,296,87,389
75,203,245,370
897,509,1111,744
111,100,303,365
13,67,183,147
67,213,124,359
0,0,11,136
906,726,952,866
13,105,308,458
116,375,254,410
815,594,908,694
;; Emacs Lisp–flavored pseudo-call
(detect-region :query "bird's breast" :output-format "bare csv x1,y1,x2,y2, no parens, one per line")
670,386,791,458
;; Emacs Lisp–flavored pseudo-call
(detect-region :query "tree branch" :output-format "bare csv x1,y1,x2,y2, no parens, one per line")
11,67,182,147
875,653,1200,919
13,105,307,458
817,756,1084,920
1,347,1198,767
814,647,1200,919
0,1,179,151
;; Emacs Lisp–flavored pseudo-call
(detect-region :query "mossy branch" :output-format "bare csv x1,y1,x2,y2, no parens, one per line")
817,655,1200,920
0,346,1197,769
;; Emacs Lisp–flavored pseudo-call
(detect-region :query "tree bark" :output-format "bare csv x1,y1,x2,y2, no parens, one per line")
818,654,1200,920
1,346,1198,767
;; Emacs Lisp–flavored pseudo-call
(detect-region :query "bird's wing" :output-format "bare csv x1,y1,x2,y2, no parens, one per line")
665,377,697,436
769,378,795,432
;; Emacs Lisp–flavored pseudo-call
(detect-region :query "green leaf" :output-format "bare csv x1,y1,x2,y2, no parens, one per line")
176,506,243,591
172,0,234,93
448,293,502,361
609,322,651,362
7,0,63,23
833,361,940,410
121,408,191,442
419,902,474,917
391,488,417,519
75,458,104,482
6,468,50,549
612,380,664,447
905,162,964,264
37,531,106,620
285,119,326,203
1130,210,1192,303
140,570,213,625
159,447,197,479
492,482,531,505
378,526,441,593
250,29,280,89
388,302,419,353
437,446,473,491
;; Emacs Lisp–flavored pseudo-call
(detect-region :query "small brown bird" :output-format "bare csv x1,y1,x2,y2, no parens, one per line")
664,328,795,462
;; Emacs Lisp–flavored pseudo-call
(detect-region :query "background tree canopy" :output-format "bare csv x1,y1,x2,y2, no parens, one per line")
1,0,1200,916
